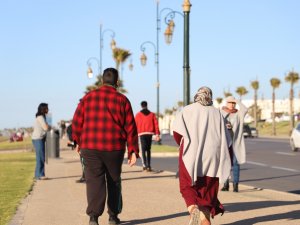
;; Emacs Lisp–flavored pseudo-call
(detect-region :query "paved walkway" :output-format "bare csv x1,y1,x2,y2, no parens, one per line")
8,140,300,225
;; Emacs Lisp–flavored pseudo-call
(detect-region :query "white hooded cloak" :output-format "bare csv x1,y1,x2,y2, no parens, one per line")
173,103,232,184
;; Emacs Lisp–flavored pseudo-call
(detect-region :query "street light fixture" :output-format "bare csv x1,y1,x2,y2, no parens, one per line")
128,56,134,71
140,52,147,66
164,25,173,44
86,57,100,79
164,11,183,45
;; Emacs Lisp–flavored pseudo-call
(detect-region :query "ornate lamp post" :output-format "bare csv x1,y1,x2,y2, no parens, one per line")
140,41,159,117
138,1,175,118
163,0,191,106
100,24,116,76
182,0,192,106
86,24,116,79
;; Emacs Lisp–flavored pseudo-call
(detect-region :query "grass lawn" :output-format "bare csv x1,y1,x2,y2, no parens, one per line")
0,152,35,225
151,144,178,152
255,121,290,137
0,137,33,151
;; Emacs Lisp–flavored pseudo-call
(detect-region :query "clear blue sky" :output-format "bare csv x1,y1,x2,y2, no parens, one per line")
1,0,300,129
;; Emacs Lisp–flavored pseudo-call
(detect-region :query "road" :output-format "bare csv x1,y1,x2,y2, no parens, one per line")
149,135,300,195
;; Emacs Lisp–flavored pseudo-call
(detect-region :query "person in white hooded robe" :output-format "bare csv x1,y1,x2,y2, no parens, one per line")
172,86,232,225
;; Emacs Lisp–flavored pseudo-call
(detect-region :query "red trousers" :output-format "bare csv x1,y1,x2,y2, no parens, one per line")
174,132,225,217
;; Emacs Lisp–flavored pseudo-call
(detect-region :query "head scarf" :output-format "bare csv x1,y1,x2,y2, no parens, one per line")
194,86,213,106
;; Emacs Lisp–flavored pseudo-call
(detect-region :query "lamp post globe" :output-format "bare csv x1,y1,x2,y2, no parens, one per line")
87,67,93,79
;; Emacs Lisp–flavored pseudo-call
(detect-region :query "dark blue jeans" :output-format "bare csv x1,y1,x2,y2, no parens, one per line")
32,139,46,178
232,155,240,183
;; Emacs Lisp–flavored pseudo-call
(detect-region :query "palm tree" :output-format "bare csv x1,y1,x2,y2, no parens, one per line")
270,78,281,136
215,97,223,108
235,86,248,100
164,108,173,115
112,47,131,93
250,80,259,129
285,70,300,134
85,73,103,93
223,91,232,98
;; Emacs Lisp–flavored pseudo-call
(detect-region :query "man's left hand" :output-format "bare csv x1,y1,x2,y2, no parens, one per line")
128,153,137,167
155,135,160,142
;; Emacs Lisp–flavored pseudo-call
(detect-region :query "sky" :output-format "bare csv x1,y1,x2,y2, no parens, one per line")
1,0,300,129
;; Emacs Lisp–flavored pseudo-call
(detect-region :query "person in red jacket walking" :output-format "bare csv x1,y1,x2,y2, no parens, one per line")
135,101,160,171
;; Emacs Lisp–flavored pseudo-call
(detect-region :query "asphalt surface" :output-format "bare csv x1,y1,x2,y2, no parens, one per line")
158,135,300,194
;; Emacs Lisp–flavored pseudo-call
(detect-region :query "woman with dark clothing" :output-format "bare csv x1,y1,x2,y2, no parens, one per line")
31,103,50,180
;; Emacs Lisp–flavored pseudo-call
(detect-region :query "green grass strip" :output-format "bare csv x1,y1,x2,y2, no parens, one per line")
0,138,33,151
0,152,35,225
151,144,178,152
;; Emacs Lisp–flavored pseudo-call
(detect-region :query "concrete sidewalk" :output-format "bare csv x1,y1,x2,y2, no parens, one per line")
9,149,300,225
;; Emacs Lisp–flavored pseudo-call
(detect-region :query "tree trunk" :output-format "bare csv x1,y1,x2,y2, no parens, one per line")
272,89,276,136
290,86,294,135
254,90,257,129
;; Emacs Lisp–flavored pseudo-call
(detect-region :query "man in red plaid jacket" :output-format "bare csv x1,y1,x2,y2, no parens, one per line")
72,68,139,225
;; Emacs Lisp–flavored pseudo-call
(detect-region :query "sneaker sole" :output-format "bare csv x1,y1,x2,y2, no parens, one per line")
188,208,200,225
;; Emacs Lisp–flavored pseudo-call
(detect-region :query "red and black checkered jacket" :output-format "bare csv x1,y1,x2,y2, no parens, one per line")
72,85,139,156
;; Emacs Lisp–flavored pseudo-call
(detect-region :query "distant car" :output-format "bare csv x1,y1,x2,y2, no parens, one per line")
250,127,258,138
243,124,252,138
290,123,300,151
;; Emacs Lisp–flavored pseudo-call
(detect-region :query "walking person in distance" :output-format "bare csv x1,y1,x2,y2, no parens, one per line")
221,95,248,192
135,101,160,172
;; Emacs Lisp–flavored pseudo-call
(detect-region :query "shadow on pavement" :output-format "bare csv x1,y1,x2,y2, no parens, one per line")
46,175,81,180
224,200,300,212
122,170,144,174
122,174,175,181
120,211,188,225
241,173,300,183
222,209,300,225
290,190,300,194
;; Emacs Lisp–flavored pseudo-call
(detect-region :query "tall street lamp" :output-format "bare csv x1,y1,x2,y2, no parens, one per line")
139,1,175,117
182,0,192,106
138,1,172,118
163,0,191,106
86,24,116,79
100,24,116,76
140,41,159,117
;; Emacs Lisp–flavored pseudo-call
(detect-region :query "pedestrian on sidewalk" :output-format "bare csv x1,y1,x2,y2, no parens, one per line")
60,120,66,139
173,86,232,225
66,121,85,183
220,96,248,192
72,68,139,225
135,101,160,172
31,103,50,180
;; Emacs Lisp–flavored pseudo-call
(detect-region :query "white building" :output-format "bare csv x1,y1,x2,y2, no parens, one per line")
159,98,300,131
